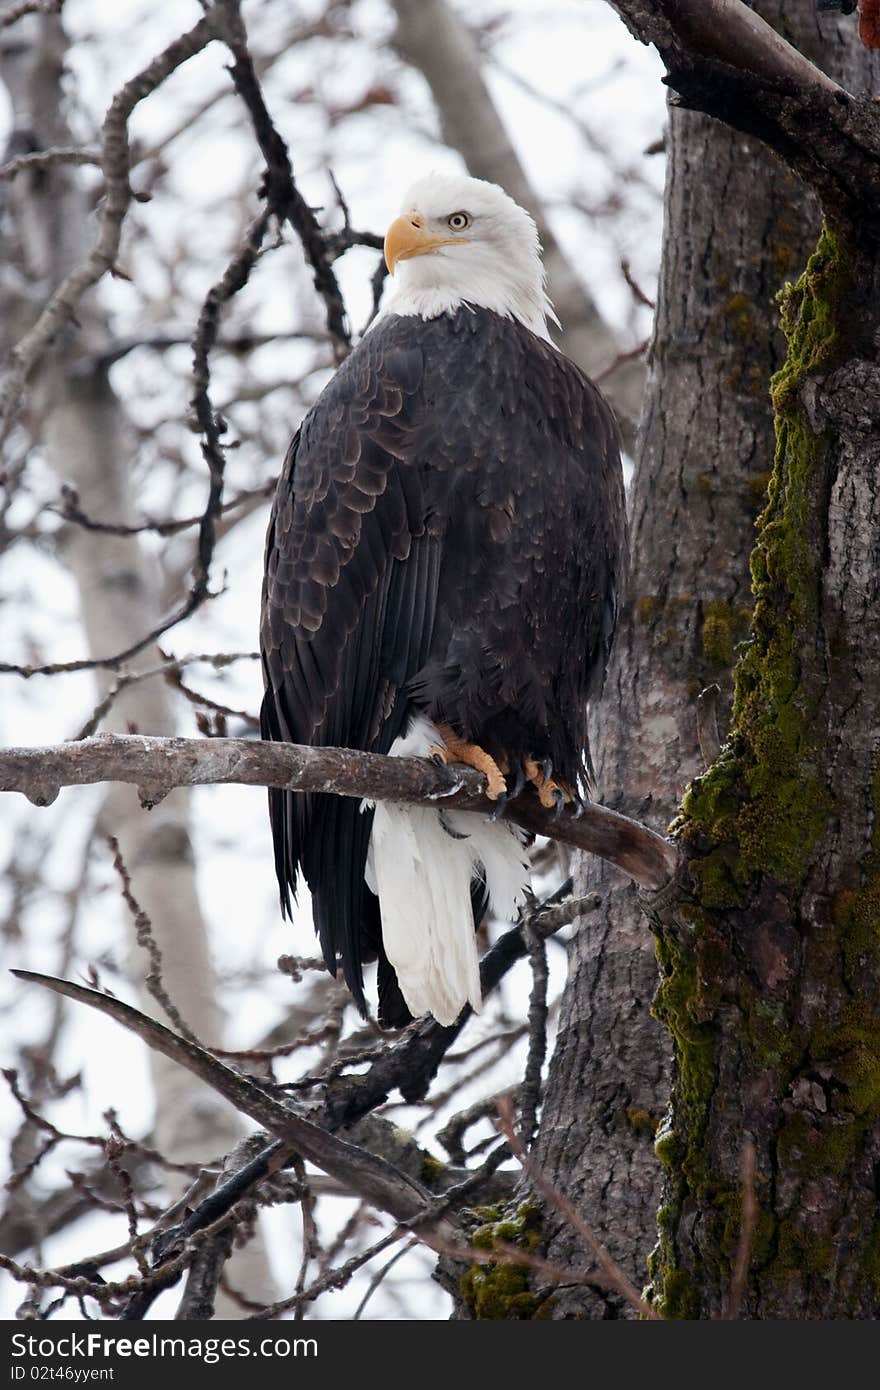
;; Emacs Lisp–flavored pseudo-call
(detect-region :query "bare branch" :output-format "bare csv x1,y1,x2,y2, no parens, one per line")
246,1225,407,1320
519,924,548,1149
8,882,591,1282
188,207,271,629
108,836,202,1045
608,0,880,227
0,147,100,180
0,733,679,889
173,1137,265,1322
164,670,259,735
54,479,274,540
0,0,63,26
71,651,259,740
215,2,352,358
10,970,460,1243
611,0,842,95
42,206,280,680
352,1240,415,1319
0,11,219,444
96,329,321,368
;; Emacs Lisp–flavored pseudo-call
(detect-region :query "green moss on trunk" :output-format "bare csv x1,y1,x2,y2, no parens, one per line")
459,1202,545,1320
650,226,878,1316
679,227,845,881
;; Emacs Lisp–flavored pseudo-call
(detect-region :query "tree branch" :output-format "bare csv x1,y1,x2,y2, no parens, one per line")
0,733,678,889
608,0,880,227
611,0,842,94
215,0,353,359
3,882,590,1281
54,481,275,540
0,0,63,26
0,11,219,445
10,971,458,1245
0,146,100,180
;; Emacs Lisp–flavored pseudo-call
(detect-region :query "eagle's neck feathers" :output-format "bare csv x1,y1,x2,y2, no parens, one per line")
378,240,558,343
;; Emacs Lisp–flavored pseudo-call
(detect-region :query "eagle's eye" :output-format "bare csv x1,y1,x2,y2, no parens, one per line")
447,211,471,231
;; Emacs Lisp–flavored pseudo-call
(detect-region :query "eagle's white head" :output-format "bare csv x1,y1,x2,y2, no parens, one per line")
378,173,558,341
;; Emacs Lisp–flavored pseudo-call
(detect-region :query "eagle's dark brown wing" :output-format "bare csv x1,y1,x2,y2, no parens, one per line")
260,308,626,1021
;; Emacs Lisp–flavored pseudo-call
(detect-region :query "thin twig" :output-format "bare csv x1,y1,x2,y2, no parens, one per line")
291,1153,319,1321
246,1226,406,1320
214,6,384,360
166,670,259,733
188,207,272,633
105,1136,147,1276
97,329,321,369
0,0,63,26
520,924,548,1148
54,480,274,540
620,257,656,310
0,147,100,180
107,836,202,1045
594,336,650,385
495,1096,660,1318
0,11,219,445
72,651,259,740
352,1239,416,1319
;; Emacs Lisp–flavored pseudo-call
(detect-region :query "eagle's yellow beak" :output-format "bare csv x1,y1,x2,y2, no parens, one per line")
384,214,454,274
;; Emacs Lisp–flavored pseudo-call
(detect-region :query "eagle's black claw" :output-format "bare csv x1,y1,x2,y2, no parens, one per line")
551,788,567,816
541,757,553,783
432,752,447,767
490,791,509,822
572,797,587,819
507,762,526,800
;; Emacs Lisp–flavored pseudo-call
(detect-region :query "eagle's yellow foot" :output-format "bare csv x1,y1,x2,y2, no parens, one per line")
523,756,575,810
431,725,507,801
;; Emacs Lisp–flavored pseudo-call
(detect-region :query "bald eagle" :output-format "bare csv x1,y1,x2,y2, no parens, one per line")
260,174,627,1028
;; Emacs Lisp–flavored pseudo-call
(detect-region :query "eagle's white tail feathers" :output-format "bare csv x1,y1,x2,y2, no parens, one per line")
364,715,529,1026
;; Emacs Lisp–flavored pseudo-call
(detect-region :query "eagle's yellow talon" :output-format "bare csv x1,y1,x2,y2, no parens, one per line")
523,756,574,809
433,726,507,801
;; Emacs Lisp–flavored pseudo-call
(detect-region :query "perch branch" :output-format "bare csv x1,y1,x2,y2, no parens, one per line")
0,733,678,890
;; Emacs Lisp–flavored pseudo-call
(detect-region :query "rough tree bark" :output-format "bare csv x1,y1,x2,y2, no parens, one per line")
570,0,880,1319
523,3,879,1321
0,14,275,1310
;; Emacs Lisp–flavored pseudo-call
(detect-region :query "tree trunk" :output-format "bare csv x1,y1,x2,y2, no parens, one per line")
529,2,875,1319
648,215,880,1318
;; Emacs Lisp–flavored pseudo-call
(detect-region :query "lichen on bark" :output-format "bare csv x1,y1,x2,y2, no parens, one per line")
649,223,880,1317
